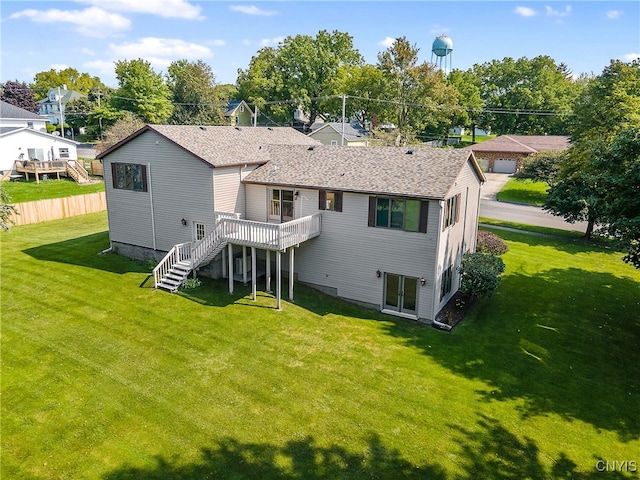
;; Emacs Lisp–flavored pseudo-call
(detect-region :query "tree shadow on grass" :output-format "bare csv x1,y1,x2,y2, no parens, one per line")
22,231,152,275
384,267,640,441
101,422,619,480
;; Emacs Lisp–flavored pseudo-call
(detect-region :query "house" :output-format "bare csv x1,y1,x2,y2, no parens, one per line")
466,135,570,173
97,126,484,323
0,101,79,178
224,100,254,126
0,100,47,131
308,122,370,146
37,86,85,126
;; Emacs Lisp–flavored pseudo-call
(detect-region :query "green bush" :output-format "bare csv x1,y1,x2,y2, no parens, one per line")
476,230,509,255
458,252,505,297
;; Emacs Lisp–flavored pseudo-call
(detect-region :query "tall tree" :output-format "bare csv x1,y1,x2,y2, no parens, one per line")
112,59,173,124
1,81,39,113
447,69,484,141
237,30,363,126
376,37,460,144
167,60,225,125
97,111,145,153
472,56,581,135
30,67,105,100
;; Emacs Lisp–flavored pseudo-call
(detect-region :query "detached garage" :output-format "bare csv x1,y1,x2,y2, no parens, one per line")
466,135,570,174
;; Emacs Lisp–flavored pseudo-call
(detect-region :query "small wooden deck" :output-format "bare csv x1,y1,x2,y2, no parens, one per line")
14,160,91,184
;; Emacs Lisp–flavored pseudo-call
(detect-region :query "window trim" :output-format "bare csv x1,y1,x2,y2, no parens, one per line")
318,190,343,212
440,265,453,300
443,193,461,230
110,162,148,193
368,196,428,233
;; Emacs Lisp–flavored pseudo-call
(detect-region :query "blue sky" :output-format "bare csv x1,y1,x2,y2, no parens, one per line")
1,1,638,88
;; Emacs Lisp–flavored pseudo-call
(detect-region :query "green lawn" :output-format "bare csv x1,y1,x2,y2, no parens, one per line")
497,178,549,206
2,213,639,479
2,177,104,203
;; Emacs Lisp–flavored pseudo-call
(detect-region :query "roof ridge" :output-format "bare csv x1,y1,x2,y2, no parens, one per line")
503,135,538,153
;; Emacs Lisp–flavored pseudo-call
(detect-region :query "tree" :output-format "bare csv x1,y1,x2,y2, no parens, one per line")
471,56,581,135
1,81,39,113
516,150,567,186
30,67,106,100
376,37,460,144
458,252,505,298
339,64,387,127
97,112,145,153
167,60,225,125
0,186,18,231
112,59,173,124
447,69,484,142
237,30,363,126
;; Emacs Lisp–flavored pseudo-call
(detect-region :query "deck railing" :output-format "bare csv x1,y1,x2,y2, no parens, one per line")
153,242,191,288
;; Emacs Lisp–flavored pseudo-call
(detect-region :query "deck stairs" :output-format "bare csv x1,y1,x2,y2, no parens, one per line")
153,212,322,293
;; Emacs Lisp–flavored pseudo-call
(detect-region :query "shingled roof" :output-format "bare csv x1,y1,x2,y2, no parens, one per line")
244,145,483,200
0,101,43,120
97,125,319,167
465,135,570,154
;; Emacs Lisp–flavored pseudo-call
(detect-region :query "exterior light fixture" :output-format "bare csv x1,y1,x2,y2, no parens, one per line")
376,269,381,278
181,218,187,226
420,277,426,286
294,190,299,198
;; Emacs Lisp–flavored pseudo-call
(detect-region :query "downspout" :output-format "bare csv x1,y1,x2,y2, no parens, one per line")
148,162,157,251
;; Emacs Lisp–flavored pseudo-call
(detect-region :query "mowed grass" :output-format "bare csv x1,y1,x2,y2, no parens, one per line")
3,177,104,203
2,213,639,479
497,178,549,206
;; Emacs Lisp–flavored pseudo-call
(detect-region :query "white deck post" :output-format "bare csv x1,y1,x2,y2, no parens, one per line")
242,246,248,285
251,246,257,301
276,250,281,310
289,247,295,301
222,246,227,278
266,250,271,293
228,243,234,294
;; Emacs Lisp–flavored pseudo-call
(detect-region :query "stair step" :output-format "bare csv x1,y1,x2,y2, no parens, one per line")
156,281,179,292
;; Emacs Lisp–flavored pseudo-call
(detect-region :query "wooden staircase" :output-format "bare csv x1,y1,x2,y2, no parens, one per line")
155,260,192,292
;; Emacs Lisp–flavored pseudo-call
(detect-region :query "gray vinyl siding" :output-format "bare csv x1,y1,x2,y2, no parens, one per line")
245,184,268,222
213,165,257,217
103,130,215,253
434,158,484,316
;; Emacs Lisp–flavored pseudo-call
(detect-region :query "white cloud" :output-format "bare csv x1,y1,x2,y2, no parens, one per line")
206,39,227,47
606,10,622,20
230,5,277,16
379,37,396,48
106,37,213,70
260,37,284,47
80,0,204,20
514,6,537,17
81,47,96,56
623,53,640,61
50,64,70,71
10,7,130,38
545,5,572,17
84,59,117,74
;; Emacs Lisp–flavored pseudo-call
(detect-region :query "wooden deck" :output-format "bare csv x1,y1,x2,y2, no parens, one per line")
14,160,91,184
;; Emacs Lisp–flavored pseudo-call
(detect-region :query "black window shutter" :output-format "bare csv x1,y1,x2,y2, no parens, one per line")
335,192,343,212
419,200,429,233
111,163,117,189
141,164,148,192
318,190,326,210
368,197,376,227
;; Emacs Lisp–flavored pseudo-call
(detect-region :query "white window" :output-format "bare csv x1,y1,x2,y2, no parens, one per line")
195,222,205,241
59,148,70,158
331,140,338,146
443,194,461,230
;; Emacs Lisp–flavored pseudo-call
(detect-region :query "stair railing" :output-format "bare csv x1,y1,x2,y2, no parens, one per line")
153,242,191,288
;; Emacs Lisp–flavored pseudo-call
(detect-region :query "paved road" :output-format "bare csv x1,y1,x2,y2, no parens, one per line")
479,173,589,234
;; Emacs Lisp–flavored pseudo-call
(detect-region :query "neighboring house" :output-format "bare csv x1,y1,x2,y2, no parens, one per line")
98,125,484,323
450,126,491,137
308,122,370,146
224,100,254,126
0,100,47,131
37,86,85,125
0,101,79,177
466,135,570,173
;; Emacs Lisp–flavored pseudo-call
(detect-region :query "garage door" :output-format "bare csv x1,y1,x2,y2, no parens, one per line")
493,159,517,173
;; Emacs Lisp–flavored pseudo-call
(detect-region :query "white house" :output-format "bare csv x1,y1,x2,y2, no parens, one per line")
97,125,484,322
308,122,370,146
0,101,79,176
37,87,85,126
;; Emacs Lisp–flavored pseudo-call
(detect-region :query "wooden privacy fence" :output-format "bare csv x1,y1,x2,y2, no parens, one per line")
9,192,106,226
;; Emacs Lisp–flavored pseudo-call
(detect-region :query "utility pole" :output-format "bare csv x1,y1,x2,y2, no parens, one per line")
341,95,346,146
95,87,104,141
58,86,64,138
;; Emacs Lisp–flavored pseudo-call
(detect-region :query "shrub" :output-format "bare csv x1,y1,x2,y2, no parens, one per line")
181,277,202,290
458,252,505,298
476,230,509,255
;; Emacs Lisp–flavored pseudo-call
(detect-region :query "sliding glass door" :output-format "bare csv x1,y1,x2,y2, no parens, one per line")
384,273,418,315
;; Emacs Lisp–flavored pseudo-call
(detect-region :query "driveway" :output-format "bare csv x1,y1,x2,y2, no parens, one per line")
479,173,589,234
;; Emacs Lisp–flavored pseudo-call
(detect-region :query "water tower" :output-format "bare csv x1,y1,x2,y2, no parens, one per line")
431,35,453,73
